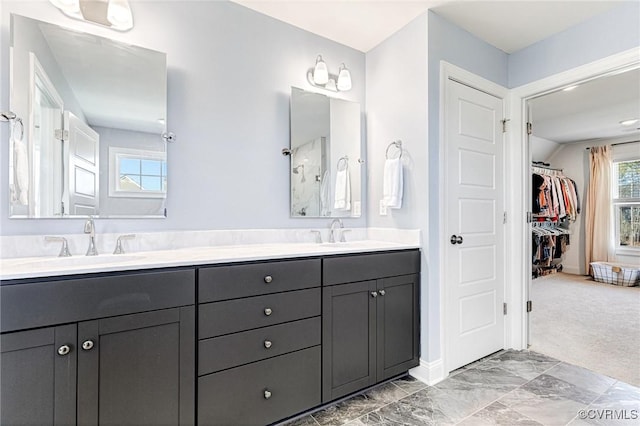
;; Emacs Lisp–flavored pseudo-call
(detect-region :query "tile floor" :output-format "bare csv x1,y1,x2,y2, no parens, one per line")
281,350,640,426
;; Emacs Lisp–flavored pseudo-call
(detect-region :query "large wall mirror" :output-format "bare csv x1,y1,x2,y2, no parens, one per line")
9,14,168,218
290,87,361,218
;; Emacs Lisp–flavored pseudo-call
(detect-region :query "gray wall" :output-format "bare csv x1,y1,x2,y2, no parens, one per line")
508,2,640,88
365,13,429,358
0,1,366,236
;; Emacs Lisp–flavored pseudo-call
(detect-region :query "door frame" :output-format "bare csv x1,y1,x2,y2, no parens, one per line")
440,62,510,375
507,47,640,350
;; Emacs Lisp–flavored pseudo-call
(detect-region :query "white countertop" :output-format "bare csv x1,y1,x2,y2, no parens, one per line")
0,240,420,280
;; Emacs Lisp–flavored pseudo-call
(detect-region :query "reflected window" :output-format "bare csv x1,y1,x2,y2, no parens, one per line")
109,147,166,198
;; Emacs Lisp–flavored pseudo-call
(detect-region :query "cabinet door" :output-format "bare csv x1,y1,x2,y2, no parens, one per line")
377,274,420,381
1,324,76,425
322,280,377,402
77,307,195,426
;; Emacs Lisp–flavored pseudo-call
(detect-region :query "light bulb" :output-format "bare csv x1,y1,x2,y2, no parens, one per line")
108,0,133,29
313,55,329,85
337,64,352,91
49,0,80,14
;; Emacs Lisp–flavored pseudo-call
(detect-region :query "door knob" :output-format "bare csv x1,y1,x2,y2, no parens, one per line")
450,235,463,245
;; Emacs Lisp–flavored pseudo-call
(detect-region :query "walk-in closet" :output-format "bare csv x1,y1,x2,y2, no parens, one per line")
526,67,640,387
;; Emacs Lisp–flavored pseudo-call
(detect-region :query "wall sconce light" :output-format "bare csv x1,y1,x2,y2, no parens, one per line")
49,0,134,31
307,55,352,92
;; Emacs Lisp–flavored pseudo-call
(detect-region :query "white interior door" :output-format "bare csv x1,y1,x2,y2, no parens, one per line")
446,78,505,371
63,111,100,216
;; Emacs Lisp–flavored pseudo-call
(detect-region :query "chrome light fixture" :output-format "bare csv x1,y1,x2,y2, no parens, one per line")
49,0,134,31
307,55,352,92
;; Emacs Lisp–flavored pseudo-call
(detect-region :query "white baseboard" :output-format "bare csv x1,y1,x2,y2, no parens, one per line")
561,265,581,275
409,358,446,386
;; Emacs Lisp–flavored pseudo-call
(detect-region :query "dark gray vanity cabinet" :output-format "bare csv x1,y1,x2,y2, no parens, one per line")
197,258,322,426
0,269,195,426
322,250,420,403
1,325,77,425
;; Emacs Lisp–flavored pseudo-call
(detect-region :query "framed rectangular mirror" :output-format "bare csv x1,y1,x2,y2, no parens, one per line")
290,87,362,218
9,14,168,218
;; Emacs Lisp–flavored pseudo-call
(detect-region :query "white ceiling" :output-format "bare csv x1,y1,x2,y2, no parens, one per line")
529,68,640,144
231,0,626,53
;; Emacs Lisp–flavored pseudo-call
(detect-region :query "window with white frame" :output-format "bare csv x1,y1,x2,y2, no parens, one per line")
613,158,640,250
109,147,167,198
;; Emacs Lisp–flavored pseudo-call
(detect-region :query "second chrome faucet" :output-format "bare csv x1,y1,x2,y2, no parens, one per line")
84,216,98,256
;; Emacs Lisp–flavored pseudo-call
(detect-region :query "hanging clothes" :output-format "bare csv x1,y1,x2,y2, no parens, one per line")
531,169,580,222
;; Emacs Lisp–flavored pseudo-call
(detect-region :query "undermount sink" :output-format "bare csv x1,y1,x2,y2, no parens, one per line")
19,254,144,269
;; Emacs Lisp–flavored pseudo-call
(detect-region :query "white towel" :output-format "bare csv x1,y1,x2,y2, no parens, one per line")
334,165,351,211
383,158,403,209
13,124,29,205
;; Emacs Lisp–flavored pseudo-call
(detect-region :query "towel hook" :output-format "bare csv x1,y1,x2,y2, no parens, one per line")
385,140,402,159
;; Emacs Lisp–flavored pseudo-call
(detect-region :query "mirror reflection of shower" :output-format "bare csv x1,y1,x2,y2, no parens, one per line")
292,164,306,182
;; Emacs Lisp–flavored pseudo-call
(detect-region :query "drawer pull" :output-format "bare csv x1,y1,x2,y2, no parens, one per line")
264,390,272,399
379,290,386,296
264,308,273,316
264,340,272,349
81,340,95,351
264,275,273,283
371,291,378,298
57,345,71,356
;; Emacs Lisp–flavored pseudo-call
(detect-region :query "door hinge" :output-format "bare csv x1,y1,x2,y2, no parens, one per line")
501,119,510,133
526,300,533,313
526,212,533,223
526,122,533,135
503,211,507,224
503,303,507,315
54,129,68,141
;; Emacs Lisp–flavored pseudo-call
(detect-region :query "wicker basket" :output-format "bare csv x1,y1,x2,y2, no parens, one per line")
590,262,640,287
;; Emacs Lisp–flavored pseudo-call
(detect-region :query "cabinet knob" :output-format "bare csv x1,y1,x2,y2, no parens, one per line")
264,340,272,349
264,308,273,316
57,345,71,356
264,275,273,283
371,291,378,298
264,390,272,399
379,290,386,296
82,340,95,351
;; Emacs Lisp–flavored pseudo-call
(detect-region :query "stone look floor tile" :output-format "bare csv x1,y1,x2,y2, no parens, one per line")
288,350,640,426
457,401,544,425
577,381,640,426
474,350,561,380
546,363,617,395
391,375,428,395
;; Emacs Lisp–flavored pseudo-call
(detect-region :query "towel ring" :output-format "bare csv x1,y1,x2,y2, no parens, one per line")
12,118,24,142
385,140,402,159
337,156,349,171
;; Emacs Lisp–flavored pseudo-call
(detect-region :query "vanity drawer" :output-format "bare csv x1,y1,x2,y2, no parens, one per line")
323,250,420,286
198,258,321,302
0,269,195,333
198,316,320,375
197,346,321,426
198,288,320,339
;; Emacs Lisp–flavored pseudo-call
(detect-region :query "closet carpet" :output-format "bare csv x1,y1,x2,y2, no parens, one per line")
529,272,640,387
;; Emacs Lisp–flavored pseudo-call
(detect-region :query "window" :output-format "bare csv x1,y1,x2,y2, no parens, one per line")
613,159,640,250
109,147,167,198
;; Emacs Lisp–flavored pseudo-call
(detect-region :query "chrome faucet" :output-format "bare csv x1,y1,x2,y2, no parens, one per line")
329,219,344,243
84,216,98,256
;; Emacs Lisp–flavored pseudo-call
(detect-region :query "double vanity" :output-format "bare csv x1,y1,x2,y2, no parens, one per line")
0,239,420,426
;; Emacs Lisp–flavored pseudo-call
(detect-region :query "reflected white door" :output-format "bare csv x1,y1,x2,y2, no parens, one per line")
63,111,100,215
446,79,505,371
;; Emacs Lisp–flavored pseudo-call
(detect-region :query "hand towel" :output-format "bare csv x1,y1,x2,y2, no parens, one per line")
383,158,403,209
334,165,351,211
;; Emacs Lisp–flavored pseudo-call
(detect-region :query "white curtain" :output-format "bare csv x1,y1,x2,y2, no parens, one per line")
585,146,612,272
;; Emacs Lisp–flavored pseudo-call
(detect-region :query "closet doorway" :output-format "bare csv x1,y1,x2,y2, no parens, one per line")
526,67,640,387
